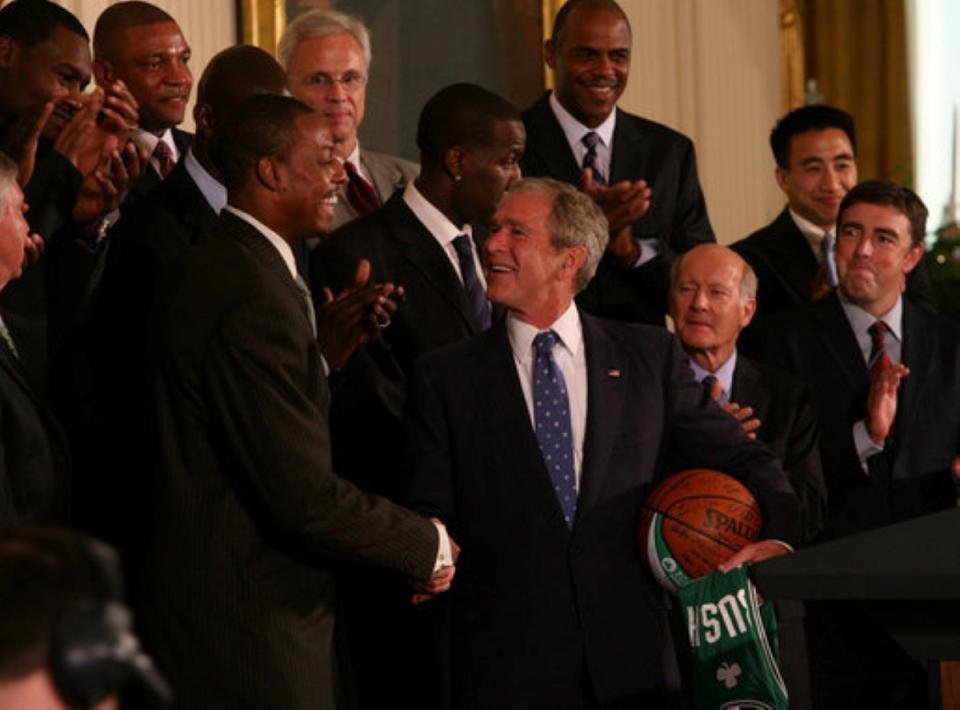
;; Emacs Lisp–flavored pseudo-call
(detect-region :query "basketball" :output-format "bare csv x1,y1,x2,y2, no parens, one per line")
639,469,762,592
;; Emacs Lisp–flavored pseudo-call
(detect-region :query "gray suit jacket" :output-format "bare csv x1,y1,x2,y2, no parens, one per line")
331,148,419,231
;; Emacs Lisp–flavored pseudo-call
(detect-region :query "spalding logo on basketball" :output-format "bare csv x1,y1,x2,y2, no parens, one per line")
639,469,762,593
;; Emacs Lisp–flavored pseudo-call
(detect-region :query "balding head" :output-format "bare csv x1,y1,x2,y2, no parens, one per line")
670,245,757,372
92,1,175,61
194,45,289,177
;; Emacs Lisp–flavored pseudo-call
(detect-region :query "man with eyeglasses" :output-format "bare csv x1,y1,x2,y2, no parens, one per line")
280,9,418,232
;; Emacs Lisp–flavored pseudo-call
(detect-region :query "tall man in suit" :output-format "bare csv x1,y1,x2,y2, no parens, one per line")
732,105,931,323
82,45,291,561
521,0,714,326
140,94,455,709
280,8,418,232
0,153,70,532
747,181,960,708
311,82,523,709
406,177,799,709
669,243,826,709
92,1,193,206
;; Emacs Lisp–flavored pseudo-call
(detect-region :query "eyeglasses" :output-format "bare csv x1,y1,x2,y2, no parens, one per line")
307,71,367,91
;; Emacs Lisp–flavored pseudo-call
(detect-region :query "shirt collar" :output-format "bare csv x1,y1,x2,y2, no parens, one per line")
346,142,362,172
183,148,226,214
838,291,903,343
688,350,738,394
549,91,616,152
131,127,177,161
402,181,471,247
222,205,298,280
507,301,582,366
788,207,833,252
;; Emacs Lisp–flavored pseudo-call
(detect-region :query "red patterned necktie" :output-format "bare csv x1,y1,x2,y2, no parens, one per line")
152,140,176,179
344,160,381,215
868,321,892,376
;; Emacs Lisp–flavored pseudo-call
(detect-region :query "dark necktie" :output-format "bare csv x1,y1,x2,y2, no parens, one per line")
344,160,381,215
868,321,892,376
451,234,491,330
152,140,176,179
701,374,729,405
821,231,839,287
533,331,577,527
581,131,606,185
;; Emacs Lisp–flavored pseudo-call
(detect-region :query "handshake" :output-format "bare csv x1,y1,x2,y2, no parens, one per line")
410,517,460,605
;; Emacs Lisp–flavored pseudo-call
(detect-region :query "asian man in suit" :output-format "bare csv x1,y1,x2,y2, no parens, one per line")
746,181,960,708
139,94,455,709
731,105,931,324
280,8,418,234
520,0,714,326
406,178,799,709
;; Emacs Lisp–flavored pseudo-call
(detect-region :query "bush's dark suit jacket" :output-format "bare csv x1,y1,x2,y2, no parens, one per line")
744,291,959,538
732,207,934,323
140,211,438,709
0,333,70,530
521,93,714,325
406,312,799,708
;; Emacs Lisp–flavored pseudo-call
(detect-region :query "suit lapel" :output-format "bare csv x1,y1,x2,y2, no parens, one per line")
893,300,933,472
812,293,867,394
473,324,570,529
526,94,583,184
361,150,405,203
389,197,482,334
608,109,648,185
731,356,761,405
768,209,820,302
577,314,628,517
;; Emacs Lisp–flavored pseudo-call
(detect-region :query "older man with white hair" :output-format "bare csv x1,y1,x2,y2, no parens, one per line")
279,9,418,229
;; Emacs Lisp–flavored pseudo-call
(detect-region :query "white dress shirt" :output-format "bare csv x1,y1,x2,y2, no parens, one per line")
402,181,486,290
507,302,588,490
688,350,738,401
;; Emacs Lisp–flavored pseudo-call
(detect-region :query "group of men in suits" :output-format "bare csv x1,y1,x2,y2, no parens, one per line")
1,0,958,707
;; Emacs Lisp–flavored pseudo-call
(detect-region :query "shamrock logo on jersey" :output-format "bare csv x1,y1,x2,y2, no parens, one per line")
717,661,742,689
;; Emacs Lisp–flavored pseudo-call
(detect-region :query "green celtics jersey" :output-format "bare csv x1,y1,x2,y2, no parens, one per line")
678,565,787,710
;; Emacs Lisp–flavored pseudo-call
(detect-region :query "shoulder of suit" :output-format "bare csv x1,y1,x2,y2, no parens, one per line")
614,108,694,147
361,149,419,181
738,354,810,397
906,298,960,340
732,209,793,251
172,127,194,151
323,195,403,251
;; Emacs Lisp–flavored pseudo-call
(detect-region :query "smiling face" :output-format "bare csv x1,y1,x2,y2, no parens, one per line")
776,127,857,229
275,112,347,240
545,5,630,128
485,189,583,328
286,32,366,158
97,21,192,134
670,246,756,371
835,201,923,317
0,27,91,140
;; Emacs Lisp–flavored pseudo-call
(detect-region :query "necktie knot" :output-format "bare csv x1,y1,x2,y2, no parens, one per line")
581,131,601,150
452,233,474,261
153,140,175,179
868,321,889,348
533,330,560,356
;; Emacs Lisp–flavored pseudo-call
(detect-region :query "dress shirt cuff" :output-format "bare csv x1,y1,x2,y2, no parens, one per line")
631,237,660,268
853,419,884,472
432,520,453,572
